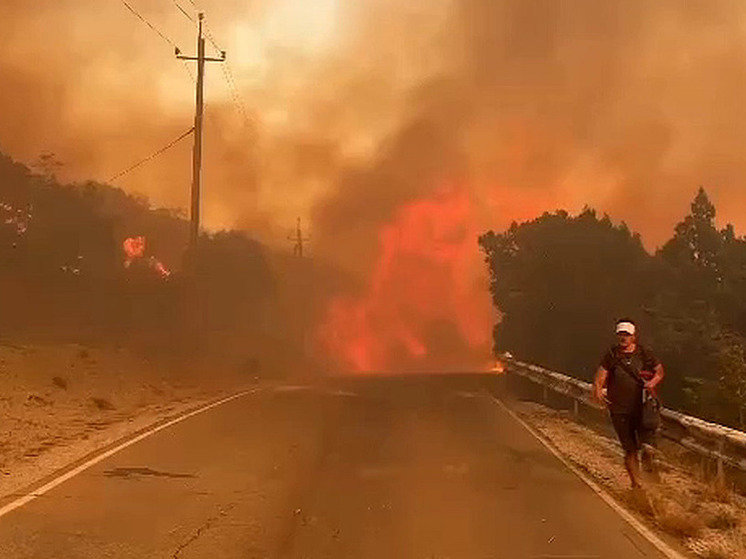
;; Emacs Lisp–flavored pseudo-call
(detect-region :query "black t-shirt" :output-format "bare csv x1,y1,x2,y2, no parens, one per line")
599,345,659,414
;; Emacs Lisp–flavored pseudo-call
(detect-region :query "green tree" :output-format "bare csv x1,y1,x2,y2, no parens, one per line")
660,187,720,270
713,331,746,427
478,207,655,379
478,188,746,426
658,187,746,331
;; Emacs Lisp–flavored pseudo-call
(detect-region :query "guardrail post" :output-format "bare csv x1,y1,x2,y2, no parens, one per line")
717,436,726,488
573,399,579,417
542,385,548,404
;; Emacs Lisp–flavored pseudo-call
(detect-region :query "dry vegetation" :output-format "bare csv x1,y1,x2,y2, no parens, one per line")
511,401,746,559
0,342,250,500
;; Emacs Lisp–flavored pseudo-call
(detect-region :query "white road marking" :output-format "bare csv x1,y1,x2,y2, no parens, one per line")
271,385,358,396
272,385,312,392
483,390,686,559
329,389,358,397
0,388,261,520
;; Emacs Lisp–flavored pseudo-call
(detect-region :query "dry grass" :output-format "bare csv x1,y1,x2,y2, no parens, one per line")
0,342,258,508
686,530,745,559
512,401,746,559
700,503,741,530
90,396,115,411
0,343,218,472
51,376,68,390
649,493,705,538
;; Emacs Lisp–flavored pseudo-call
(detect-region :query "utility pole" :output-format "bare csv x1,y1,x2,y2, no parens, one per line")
288,217,311,258
176,13,226,248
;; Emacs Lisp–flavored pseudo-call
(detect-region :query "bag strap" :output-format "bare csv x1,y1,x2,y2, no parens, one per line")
614,352,644,385
613,349,658,401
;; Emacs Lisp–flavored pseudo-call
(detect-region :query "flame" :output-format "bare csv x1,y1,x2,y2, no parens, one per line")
122,236,146,267
316,186,493,373
122,236,170,278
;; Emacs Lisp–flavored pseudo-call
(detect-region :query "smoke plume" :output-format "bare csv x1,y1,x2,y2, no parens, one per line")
4,1,746,370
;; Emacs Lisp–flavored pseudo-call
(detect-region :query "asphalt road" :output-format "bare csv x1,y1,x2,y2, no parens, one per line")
0,374,668,558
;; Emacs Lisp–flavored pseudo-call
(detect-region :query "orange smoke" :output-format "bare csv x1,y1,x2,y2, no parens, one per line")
122,236,171,278
316,186,493,373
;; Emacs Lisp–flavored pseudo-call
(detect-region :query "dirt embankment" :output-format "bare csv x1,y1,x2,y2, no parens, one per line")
0,343,252,501
511,401,746,559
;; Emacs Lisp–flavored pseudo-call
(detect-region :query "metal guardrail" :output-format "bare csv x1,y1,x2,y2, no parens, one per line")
503,356,746,474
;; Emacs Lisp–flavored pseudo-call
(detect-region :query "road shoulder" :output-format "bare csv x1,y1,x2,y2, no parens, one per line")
495,394,746,559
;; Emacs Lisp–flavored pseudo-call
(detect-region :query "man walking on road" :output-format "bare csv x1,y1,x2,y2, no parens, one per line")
594,318,665,489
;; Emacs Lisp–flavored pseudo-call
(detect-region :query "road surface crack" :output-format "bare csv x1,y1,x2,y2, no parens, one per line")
172,503,236,558
104,467,195,479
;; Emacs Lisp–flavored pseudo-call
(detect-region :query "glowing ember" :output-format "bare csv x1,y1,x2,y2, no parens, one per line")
150,258,171,278
316,186,493,373
122,236,170,278
0,201,32,236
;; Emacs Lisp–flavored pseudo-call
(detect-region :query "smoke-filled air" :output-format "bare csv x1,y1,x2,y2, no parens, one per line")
5,1,746,373
9,4,746,556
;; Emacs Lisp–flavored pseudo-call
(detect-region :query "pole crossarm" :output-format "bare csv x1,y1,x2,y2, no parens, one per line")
177,52,226,62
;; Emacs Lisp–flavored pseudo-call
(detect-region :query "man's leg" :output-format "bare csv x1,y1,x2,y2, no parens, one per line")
639,427,660,479
624,450,643,488
611,414,643,488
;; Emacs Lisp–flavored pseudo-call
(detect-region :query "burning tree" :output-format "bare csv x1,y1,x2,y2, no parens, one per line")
122,236,170,278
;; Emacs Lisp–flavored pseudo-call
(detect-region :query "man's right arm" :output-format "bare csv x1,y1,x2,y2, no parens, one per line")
594,366,610,406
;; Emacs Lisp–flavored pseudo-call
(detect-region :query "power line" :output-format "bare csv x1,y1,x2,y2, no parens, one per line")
170,1,224,61
162,0,197,83
171,0,195,23
171,11,254,134
202,22,254,129
181,59,196,83
203,21,224,56
120,0,197,85
220,63,255,129
107,127,195,183
119,0,178,49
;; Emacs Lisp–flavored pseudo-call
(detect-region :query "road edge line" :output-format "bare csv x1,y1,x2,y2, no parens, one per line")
483,390,687,559
0,387,260,520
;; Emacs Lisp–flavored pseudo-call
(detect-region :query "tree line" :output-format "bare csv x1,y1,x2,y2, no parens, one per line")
0,150,313,377
479,188,746,428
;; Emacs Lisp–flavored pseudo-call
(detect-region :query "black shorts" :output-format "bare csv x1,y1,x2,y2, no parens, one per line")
610,412,656,453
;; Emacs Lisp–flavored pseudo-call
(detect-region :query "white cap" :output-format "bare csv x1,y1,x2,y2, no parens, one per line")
616,321,636,335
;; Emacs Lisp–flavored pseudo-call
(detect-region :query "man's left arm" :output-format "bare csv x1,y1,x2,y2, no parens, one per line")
641,347,664,390
645,363,664,391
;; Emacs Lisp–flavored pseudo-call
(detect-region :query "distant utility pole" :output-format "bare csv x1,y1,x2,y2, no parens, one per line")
288,217,311,258
176,13,226,248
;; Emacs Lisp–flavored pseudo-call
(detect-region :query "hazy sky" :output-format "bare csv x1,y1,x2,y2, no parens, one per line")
3,0,746,267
